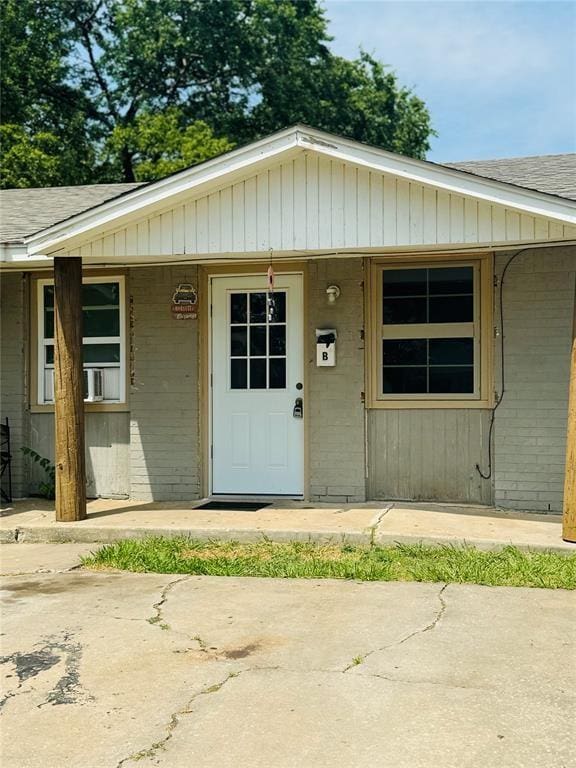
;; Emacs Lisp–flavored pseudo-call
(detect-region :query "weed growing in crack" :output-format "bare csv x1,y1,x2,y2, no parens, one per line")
128,740,166,762
203,671,241,696
203,683,223,694
147,616,170,630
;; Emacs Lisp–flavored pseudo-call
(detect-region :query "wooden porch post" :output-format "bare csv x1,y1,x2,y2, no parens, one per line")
54,257,86,522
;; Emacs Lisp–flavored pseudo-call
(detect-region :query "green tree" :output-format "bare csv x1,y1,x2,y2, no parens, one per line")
68,0,255,181
1,0,75,128
250,49,433,160
105,111,234,181
1,0,435,188
0,0,94,188
2,125,80,188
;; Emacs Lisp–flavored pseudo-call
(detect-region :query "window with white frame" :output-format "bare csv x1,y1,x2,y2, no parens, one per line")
38,276,125,404
370,259,491,405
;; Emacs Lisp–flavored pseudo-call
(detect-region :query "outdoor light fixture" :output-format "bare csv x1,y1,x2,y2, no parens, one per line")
326,284,341,303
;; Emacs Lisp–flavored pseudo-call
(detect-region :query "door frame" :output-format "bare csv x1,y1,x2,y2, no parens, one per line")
199,262,309,499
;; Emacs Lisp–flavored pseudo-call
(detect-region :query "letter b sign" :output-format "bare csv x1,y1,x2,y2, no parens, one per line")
316,344,336,367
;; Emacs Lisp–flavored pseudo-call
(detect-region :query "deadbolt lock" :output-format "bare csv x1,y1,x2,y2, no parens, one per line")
293,397,303,419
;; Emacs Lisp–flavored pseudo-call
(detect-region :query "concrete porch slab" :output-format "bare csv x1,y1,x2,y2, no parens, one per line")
1,497,574,553
0,498,382,546
374,502,574,553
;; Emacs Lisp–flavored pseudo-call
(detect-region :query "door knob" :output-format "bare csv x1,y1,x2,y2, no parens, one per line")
293,397,303,419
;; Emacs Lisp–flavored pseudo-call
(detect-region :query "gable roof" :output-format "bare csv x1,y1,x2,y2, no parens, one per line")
1,126,575,256
446,154,576,201
0,183,143,244
2,152,575,246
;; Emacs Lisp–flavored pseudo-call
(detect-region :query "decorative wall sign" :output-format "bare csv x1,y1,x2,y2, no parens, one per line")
171,283,198,319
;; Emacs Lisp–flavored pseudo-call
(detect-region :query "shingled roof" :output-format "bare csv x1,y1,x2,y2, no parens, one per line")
0,183,143,244
1,151,575,245
445,154,576,202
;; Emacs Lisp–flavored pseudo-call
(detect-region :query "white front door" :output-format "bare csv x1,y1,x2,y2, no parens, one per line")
211,274,304,495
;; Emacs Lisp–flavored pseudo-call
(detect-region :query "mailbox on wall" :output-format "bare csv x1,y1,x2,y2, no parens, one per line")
316,329,337,367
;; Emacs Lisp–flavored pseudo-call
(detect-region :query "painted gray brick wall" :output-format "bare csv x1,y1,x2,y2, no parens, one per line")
129,266,200,501
494,245,575,511
29,412,130,498
307,259,366,502
0,272,28,498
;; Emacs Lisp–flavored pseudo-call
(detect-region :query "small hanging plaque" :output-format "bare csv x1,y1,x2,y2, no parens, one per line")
171,283,198,320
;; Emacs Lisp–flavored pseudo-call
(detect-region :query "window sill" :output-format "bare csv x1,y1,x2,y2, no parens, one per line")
30,403,130,414
367,398,493,410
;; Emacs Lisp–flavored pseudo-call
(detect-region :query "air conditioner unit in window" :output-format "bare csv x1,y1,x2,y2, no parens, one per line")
83,368,104,402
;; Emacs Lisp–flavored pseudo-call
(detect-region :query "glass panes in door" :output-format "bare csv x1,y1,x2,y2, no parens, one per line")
230,291,287,390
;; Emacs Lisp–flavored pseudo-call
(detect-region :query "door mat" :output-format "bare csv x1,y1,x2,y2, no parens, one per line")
194,501,272,511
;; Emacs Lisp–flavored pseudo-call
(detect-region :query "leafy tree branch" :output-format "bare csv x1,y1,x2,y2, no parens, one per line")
1,0,435,188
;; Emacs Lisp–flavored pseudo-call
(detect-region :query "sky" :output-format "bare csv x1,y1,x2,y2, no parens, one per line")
324,0,576,162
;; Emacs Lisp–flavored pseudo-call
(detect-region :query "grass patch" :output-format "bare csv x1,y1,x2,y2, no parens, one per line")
81,538,576,589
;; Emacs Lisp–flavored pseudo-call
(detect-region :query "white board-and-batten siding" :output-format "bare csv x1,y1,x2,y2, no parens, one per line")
63,155,576,259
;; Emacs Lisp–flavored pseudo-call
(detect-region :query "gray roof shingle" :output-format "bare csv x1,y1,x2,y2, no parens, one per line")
0,183,144,244
444,154,576,201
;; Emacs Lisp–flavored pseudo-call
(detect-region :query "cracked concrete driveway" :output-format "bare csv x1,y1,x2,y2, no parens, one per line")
0,544,574,768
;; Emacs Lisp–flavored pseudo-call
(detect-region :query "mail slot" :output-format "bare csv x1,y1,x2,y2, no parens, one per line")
316,328,337,367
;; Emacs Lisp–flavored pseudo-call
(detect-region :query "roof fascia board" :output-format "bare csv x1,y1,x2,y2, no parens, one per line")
25,129,301,255
295,129,576,224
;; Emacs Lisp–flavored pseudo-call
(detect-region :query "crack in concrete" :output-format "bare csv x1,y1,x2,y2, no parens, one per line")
343,583,449,672
115,670,243,767
244,664,488,694
116,664,384,767
368,504,395,545
67,563,86,572
147,576,192,632
112,579,452,764
0,565,85,577
363,671,488,692
145,577,211,653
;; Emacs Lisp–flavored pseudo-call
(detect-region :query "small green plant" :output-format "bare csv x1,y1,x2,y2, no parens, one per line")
21,447,56,499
